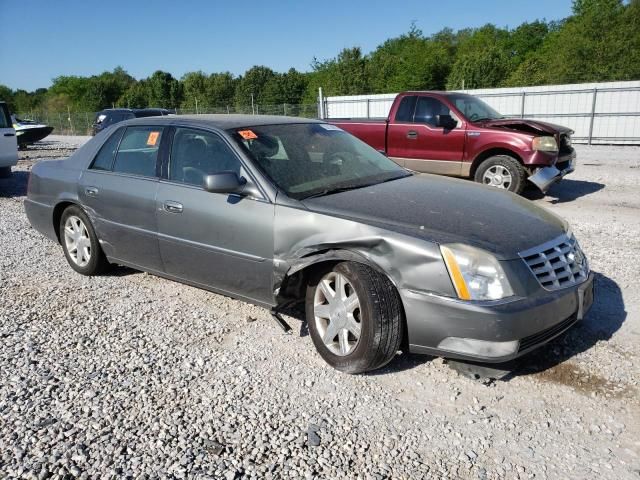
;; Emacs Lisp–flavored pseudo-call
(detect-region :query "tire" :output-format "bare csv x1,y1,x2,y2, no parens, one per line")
0,167,11,178
474,155,527,195
306,261,404,374
59,205,108,275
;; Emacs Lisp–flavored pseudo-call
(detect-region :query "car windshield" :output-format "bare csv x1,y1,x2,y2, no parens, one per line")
229,123,410,200
448,94,503,122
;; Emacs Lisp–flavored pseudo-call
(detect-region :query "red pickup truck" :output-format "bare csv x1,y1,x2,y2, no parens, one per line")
329,91,576,194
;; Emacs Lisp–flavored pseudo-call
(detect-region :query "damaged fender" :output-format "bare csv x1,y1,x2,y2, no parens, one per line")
272,204,456,301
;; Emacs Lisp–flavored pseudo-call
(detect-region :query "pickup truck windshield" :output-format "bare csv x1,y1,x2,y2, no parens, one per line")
230,123,410,200
448,94,503,122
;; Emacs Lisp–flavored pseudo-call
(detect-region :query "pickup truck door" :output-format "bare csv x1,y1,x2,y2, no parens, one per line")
388,95,466,176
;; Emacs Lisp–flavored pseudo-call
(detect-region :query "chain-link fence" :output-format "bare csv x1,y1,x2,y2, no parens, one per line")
18,103,320,136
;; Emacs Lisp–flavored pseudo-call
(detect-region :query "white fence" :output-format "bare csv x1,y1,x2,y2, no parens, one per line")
321,80,640,145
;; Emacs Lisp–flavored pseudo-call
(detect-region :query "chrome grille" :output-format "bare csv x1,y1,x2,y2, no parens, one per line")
520,233,589,291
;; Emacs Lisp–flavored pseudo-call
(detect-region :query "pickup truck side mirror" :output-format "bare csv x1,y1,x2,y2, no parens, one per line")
204,172,247,195
436,114,457,130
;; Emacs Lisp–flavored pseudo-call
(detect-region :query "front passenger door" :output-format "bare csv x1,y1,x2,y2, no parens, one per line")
156,127,275,304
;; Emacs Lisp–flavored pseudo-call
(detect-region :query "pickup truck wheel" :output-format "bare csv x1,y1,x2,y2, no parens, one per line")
306,262,404,374
0,167,11,178
475,155,526,194
60,205,108,276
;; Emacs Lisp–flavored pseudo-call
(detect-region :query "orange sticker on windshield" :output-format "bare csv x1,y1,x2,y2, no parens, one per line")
147,131,160,146
238,129,258,140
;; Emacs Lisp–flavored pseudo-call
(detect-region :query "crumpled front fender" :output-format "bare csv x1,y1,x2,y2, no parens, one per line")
273,205,456,300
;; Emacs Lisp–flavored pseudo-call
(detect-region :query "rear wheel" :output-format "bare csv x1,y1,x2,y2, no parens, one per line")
474,155,526,194
306,262,404,374
60,205,108,275
0,167,11,178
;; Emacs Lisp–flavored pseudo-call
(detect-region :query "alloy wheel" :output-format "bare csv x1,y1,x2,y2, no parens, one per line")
63,215,91,267
313,271,362,356
482,165,513,189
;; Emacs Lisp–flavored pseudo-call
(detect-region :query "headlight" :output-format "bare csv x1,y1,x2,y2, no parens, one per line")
440,244,514,301
532,136,558,152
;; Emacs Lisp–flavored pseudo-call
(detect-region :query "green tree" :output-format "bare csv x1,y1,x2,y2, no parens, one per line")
447,47,511,89
181,71,208,110
262,68,308,105
206,72,237,108
0,85,14,110
368,26,451,92
234,66,276,108
118,82,149,108
146,71,182,109
304,47,369,102
507,0,639,85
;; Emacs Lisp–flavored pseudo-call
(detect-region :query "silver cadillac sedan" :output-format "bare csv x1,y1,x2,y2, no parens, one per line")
24,115,594,373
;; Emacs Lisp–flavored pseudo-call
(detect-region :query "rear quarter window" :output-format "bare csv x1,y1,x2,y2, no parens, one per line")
90,128,125,171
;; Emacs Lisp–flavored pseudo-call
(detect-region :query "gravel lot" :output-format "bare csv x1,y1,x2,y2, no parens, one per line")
1,136,639,479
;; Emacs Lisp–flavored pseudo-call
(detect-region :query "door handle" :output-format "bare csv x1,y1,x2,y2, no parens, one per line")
406,130,418,139
85,187,99,197
163,200,183,213
4,133,15,137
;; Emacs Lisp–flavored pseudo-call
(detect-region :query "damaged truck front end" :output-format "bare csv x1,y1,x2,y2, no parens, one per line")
482,118,576,193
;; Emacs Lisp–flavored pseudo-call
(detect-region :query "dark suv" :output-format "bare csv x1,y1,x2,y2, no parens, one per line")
92,108,172,135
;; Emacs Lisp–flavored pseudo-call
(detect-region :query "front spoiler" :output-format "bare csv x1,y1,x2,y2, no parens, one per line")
528,152,576,193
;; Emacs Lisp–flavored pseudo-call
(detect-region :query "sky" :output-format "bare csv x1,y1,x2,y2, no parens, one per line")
0,0,574,91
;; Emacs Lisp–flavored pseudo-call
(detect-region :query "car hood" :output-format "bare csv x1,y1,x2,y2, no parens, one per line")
479,118,573,135
301,174,567,259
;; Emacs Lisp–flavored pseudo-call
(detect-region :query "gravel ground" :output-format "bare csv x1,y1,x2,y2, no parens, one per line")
1,135,639,479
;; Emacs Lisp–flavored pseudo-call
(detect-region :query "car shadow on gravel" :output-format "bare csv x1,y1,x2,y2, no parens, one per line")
523,179,605,204
513,272,626,374
0,171,29,198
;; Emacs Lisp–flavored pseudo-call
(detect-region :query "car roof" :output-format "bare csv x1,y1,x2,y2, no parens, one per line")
121,114,323,130
400,91,473,97
99,108,170,113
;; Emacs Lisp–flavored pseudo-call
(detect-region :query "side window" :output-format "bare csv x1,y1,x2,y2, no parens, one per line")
0,104,11,128
112,126,163,177
395,96,417,122
414,97,454,127
90,128,124,171
169,128,241,187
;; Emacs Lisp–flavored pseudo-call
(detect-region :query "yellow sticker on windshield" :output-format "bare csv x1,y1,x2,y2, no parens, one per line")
147,131,160,146
238,129,258,140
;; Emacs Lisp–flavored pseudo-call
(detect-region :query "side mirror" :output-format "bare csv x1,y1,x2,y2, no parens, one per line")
436,114,457,130
204,172,247,195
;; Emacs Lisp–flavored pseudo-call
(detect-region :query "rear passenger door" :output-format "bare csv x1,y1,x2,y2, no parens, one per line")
156,127,275,304
78,126,164,271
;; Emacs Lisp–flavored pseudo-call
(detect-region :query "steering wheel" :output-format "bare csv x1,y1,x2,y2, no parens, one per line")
469,113,480,122
327,151,354,165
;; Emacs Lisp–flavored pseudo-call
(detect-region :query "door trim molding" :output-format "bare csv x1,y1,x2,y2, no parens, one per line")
390,157,470,177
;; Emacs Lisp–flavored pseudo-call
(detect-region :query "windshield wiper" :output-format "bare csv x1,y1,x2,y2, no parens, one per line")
301,173,410,200
301,184,365,200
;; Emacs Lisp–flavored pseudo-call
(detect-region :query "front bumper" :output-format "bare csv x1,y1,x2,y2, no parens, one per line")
403,272,594,363
528,150,576,192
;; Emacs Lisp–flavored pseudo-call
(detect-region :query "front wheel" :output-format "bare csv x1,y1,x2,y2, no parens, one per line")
60,205,108,275
305,262,404,374
474,155,527,194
